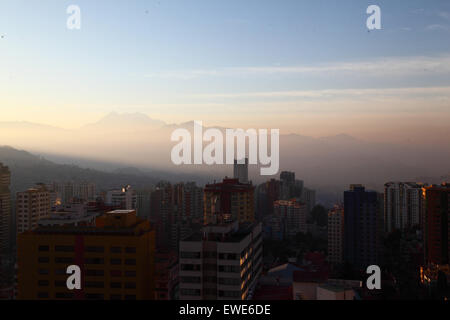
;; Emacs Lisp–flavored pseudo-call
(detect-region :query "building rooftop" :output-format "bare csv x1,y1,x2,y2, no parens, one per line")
182,222,259,243
106,209,137,215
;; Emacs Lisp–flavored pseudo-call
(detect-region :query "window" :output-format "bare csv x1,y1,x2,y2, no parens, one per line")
85,258,104,265
181,289,201,296
125,282,136,289
55,257,74,264
110,258,121,265
125,247,136,253
181,276,201,284
86,246,104,253
110,270,122,277
218,290,240,298
38,245,49,252
86,269,104,277
181,264,201,271
124,270,136,277
38,280,49,287
110,282,122,289
55,269,66,275
85,281,104,289
38,257,49,263
55,245,74,252
110,247,122,253
38,292,49,299
181,252,201,259
38,268,49,275
125,259,136,266
55,280,66,287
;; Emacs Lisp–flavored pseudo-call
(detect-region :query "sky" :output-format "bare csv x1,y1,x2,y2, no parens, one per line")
0,0,450,143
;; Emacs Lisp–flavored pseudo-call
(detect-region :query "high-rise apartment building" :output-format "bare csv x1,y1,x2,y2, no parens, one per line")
16,184,51,234
154,251,179,300
280,171,303,200
179,221,262,300
328,205,344,265
106,185,137,210
0,163,11,254
273,199,307,237
17,210,155,300
384,182,425,233
48,182,96,204
204,178,255,225
423,184,450,265
76,182,96,202
136,189,152,220
343,185,383,270
233,158,249,184
256,179,280,220
301,187,316,218
150,182,203,251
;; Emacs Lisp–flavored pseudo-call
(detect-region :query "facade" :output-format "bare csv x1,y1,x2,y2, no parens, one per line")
16,184,51,234
204,178,255,225
136,189,152,219
106,185,137,210
280,171,303,201
154,251,179,300
328,205,344,265
38,203,99,227
17,210,155,300
233,158,249,184
343,185,383,270
262,214,284,240
150,182,203,251
150,182,174,249
256,179,280,220
273,200,307,238
179,221,263,300
0,163,11,254
301,188,316,218
423,184,450,265
316,282,359,300
384,182,425,233
48,182,96,205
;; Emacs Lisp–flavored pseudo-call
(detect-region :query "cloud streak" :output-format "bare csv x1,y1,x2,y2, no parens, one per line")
189,86,450,101
144,55,450,80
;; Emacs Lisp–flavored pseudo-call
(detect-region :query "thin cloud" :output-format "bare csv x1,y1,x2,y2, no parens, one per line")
438,12,450,21
144,55,450,79
426,24,450,32
190,86,450,100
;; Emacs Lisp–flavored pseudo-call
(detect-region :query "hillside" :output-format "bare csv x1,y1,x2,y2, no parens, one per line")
0,146,158,194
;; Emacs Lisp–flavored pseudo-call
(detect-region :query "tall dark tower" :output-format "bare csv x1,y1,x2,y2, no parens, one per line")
344,185,383,270
233,158,249,184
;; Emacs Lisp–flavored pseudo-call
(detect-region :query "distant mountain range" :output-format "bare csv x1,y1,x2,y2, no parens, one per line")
1,112,449,202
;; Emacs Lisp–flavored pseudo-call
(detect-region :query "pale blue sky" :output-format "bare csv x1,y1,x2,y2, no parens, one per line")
0,0,450,140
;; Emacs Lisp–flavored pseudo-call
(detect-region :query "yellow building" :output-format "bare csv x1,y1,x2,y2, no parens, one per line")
17,210,155,300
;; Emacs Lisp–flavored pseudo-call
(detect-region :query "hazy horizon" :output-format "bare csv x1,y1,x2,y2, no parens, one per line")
1,1,450,189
